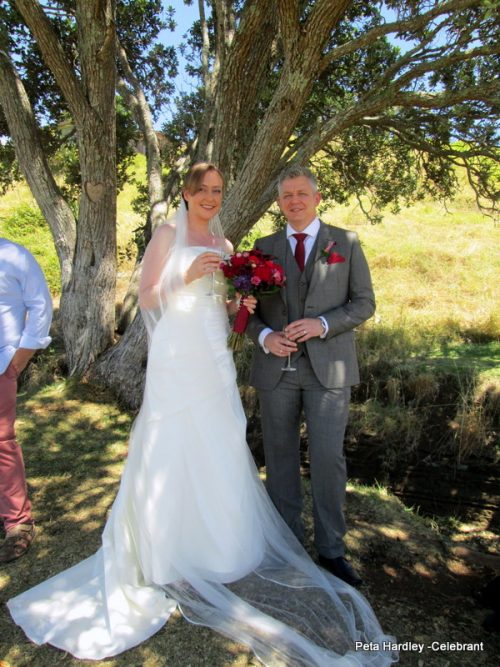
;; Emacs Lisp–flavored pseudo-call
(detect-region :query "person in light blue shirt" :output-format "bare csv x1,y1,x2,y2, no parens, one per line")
0,238,52,563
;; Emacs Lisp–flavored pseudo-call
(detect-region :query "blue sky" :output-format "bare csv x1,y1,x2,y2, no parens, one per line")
158,0,199,122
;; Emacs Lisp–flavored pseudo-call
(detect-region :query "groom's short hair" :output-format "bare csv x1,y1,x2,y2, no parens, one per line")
277,165,318,195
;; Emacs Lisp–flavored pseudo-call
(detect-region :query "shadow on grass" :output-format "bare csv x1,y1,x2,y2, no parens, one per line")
1,379,498,667
0,380,259,667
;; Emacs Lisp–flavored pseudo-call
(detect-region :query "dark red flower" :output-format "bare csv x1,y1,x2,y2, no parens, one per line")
327,252,345,264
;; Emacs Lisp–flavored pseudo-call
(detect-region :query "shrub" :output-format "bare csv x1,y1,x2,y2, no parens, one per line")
1,204,60,293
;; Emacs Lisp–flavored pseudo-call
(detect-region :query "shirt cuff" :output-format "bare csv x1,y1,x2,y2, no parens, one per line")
258,327,274,353
318,316,328,339
18,333,52,350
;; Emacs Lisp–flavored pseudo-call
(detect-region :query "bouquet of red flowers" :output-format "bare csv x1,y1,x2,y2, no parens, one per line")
220,249,286,351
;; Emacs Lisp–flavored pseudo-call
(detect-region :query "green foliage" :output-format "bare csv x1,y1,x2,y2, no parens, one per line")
0,204,60,293
238,219,272,250
117,0,178,114
51,100,138,203
0,0,177,195
311,128,447,224
352,331,499,468
0,139,19,193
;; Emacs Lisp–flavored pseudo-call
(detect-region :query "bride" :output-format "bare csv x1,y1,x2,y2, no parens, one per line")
8,163,397,665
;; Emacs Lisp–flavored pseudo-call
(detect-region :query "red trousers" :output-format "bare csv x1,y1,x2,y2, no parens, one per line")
0,366,32,532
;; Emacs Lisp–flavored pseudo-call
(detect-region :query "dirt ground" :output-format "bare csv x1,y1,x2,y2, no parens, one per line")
2,485,498,667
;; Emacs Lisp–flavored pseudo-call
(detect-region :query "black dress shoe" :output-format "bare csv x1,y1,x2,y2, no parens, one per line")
318,555,363,587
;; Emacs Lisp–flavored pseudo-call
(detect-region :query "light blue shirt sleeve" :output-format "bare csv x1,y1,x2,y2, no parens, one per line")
18,254,53,350
0,239,52,373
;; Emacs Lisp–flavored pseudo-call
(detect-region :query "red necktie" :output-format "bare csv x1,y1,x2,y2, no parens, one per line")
293,233,307,272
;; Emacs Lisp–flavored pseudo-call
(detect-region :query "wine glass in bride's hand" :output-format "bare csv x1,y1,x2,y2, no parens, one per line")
206,235,225,297
281,329,297,372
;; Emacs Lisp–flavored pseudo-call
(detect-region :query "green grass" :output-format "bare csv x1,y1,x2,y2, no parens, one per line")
334,203,499,343
0,204,60,294
428,341,499,374
0,156,147,293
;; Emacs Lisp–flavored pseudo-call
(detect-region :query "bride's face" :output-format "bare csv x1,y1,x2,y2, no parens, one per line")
184,170,223,224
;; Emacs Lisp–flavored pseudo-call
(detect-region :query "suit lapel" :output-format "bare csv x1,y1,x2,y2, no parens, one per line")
273,230,288,307
308,222,331,292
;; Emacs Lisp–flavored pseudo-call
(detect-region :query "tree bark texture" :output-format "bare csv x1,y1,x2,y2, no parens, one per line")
0,51,76,289
13,0,117,374
115,39,166,332
91,312,147,411
87,0,498,408
221,0,352,242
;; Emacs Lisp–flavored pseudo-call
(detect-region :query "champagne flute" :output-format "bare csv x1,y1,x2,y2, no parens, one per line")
281,328,297,372
206,233,224,297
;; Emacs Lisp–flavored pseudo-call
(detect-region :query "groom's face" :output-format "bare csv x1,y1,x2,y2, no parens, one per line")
277,176,321,231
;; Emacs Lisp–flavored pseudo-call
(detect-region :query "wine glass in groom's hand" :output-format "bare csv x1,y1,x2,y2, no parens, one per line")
281,329,297,372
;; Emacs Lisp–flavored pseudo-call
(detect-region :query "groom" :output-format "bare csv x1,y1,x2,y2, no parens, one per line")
247,165,375,587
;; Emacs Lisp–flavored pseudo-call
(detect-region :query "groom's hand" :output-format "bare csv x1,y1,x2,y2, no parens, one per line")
285,318,324,342
264,332,298,357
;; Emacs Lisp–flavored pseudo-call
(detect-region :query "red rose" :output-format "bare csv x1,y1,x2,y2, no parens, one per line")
254,264,274,282
231,253,248,268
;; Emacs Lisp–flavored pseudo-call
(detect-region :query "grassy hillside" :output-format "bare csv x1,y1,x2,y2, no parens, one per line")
1,160,498,466
0,156,146,293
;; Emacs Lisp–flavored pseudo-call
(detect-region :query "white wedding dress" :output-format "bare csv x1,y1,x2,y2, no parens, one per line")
8,248,397,665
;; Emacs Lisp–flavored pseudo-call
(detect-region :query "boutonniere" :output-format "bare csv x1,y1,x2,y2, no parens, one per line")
322,241,345,264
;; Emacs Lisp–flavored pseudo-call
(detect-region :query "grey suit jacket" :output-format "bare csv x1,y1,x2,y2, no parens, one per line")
246,221,375,390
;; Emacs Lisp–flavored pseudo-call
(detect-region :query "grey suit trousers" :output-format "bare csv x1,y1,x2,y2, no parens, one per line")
258,354,350,558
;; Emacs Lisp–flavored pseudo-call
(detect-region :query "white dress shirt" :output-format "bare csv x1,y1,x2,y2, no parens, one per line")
0,238,53,374
258,218,328,350
286,217,321,264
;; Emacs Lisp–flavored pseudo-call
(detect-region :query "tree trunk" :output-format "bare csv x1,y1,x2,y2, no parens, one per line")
0,51,76,288
222,0,352,242
91,312,147,410
14,0,118,374
115,39,166,332
64,110,117,373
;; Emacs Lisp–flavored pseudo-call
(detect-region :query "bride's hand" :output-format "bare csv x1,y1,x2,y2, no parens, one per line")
184,251,222,284
241,294,257,314
227,293,257,315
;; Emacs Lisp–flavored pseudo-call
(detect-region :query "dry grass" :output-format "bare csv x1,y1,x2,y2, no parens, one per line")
330,193,499,343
